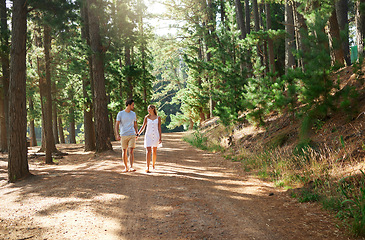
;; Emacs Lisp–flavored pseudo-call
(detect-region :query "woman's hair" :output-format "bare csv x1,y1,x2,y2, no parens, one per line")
148,105,157,115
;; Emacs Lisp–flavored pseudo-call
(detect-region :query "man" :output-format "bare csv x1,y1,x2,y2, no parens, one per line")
115,99,139,172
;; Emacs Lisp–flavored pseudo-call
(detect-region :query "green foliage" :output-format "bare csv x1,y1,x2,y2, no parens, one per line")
296,14,335,117
244,72,274,126
150,36,188,131
338,85,359,120
298,189,320,203
339,171,365,237
340,135,345,148
183,131,208,150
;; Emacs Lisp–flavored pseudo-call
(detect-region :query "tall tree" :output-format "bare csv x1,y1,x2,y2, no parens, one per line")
336,0,351,65
293,1,307,69
252,0,260,32
80,0,96,151
235,0,246,39
88,0,112,152
8,0,29,182
42,23,56,163
69,107,76,144
244,0,250,34
52,81,59,144
328,8,345,67
58,116,65,144
28,97,37,147
265,2,275,74
0,0,9,152
356,0,365,57
285,0,295,73
125,45,134,98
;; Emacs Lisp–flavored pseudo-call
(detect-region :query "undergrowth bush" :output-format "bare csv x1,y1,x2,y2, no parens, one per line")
183,130,224,153
183,130,208,150
339,170,365,237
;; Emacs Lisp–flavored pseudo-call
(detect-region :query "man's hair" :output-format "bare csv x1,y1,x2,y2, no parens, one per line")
125,99,134,106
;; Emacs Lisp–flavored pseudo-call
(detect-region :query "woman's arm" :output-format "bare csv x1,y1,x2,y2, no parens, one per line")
137,116,148,136
158,116,162,143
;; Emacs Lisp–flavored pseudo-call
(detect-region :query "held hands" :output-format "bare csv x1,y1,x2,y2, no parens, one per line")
115,135,121,141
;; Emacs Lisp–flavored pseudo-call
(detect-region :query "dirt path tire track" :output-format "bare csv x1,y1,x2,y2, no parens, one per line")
0,132,349,239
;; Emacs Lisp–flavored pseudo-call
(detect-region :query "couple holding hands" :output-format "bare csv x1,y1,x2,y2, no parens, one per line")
115,99,162,173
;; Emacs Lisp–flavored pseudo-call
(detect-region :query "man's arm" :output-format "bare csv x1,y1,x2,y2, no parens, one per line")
134,120,138,135
115,120,121,140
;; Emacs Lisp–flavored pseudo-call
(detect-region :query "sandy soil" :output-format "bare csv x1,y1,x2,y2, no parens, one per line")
0,132,351,239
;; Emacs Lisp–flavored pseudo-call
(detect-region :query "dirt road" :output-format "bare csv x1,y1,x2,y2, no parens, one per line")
0,132,349,239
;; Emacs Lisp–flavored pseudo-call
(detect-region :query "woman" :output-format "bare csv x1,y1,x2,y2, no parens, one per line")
137,105,162,173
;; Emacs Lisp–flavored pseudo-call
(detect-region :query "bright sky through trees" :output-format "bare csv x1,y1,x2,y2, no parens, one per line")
146,0,177,36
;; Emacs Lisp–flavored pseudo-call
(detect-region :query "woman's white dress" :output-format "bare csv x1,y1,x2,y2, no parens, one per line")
144,118,160,148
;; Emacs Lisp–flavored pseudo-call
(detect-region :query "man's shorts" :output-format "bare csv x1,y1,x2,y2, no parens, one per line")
121,135,136,149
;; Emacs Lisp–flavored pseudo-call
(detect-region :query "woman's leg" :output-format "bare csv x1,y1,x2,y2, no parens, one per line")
152,147,157,169
146,147,152,172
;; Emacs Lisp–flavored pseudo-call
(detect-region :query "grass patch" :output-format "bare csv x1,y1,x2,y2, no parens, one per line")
298,189,320,203
183,131,225,153
183,131,208,150
338,171,365,237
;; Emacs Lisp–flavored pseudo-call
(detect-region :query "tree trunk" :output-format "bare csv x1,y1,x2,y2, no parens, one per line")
252,0,260,32
285,0,295,73
8,0,29,182
109,112,115,141
69,107,76,144
140,15,148,106
125,45,133,98
88,0,112,152
43,24,56,163
356,0,365,57
220,0,226,27
0,85,6,151
265,2,276,75
29,98,37,147
40,94,46,151
52,102,59,144
58,116,65,144
244,0,250,34
235,0,246,39
206,0,216,118
259,3,266,72
258,3,264,31
293,2,307,69
52,81,59,144
81,0,96,151
0,0,9,152
197,39,205,122
336,0,351,66
35,27,46,151
328,9,345,67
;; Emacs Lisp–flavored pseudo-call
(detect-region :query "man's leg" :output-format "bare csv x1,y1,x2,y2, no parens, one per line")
129,148,136,171
122,148,129,172
128,135,137,172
